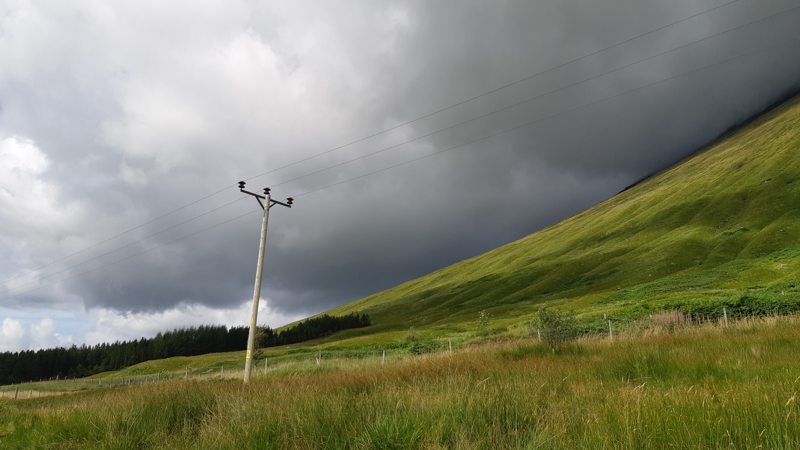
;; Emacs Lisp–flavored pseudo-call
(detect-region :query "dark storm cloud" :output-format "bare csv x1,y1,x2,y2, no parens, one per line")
2,0,800,323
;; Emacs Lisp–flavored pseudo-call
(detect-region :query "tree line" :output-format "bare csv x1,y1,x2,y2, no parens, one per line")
0,313,370,385
0,325,249,385
258,313,371,347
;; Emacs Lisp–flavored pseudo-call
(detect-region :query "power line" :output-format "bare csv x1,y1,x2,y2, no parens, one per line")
5,5,797,294
295,38,797,198
14,187,237,278
4,210,259,298
9,0,741,277
5,33,793,300
270,2,799,191
241,0,742,184
5,197,249,290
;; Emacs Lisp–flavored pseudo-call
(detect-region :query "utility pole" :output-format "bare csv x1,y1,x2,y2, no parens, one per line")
239,181,293,384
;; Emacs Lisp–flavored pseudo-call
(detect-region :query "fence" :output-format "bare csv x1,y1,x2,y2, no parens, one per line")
2,308,796,400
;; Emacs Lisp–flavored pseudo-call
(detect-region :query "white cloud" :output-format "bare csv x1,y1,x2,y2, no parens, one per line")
30,318,72,349
0,134,52,217
1,318,25,351
0,133,84,237
0,317,71,351
0,134,86,298
82,300,303,346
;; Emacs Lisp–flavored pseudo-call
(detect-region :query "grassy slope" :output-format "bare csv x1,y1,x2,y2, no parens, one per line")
3,318,800,449
324,95,800,337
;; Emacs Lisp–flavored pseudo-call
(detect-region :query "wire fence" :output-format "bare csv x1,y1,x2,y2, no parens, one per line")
2,308,798,400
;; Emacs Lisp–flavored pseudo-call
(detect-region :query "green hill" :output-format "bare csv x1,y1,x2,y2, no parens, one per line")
324,95,800,336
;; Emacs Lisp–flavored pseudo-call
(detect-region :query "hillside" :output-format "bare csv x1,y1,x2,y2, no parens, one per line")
324,95,800,336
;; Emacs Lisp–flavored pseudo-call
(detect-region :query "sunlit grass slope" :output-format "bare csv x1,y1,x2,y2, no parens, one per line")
326,95,800,333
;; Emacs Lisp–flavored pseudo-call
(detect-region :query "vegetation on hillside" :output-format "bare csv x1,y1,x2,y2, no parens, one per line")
0,314,371,385
257,313,371,348
537,307,579,348
323,95,800,336
2,316,800,449
0,325,249,385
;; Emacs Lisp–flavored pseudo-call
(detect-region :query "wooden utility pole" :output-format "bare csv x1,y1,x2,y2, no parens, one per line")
243,188,270,384
239,182,293,384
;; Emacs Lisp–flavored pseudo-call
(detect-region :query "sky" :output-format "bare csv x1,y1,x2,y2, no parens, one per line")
1,0,799,352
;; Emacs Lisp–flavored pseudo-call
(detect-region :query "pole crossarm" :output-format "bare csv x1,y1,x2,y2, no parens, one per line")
238,182,293,210
237,180,294,384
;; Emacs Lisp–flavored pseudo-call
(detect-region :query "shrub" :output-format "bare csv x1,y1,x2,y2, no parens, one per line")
408,341,437,355
478,310,491,329
538,308,579,348
404,328,435,354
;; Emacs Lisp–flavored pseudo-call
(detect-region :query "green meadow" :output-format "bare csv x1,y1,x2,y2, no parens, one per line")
3,316,800,449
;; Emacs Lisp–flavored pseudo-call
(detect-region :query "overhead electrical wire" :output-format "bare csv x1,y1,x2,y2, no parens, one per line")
10,0,790,290
4,2,796,294
6,0,743,280
240,0,742,184
297,38,799,198
9,210,261,297
269,2,800,190
7,197,248,287
4,31,796,299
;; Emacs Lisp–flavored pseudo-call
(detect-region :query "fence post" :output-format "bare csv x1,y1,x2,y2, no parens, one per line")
608,320,613,339
723,308,729,327
14,386,18,400
448,339,452,354
316,352,321,366
537,328,541,341
264,357,268,376
382,350,386,364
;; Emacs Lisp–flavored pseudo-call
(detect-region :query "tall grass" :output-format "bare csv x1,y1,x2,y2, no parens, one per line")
2,316,800,449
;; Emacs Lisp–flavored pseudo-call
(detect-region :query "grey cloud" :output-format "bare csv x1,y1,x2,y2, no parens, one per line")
1,0,799,323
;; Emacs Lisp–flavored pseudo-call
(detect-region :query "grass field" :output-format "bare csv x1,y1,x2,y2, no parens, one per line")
2,316,800,449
